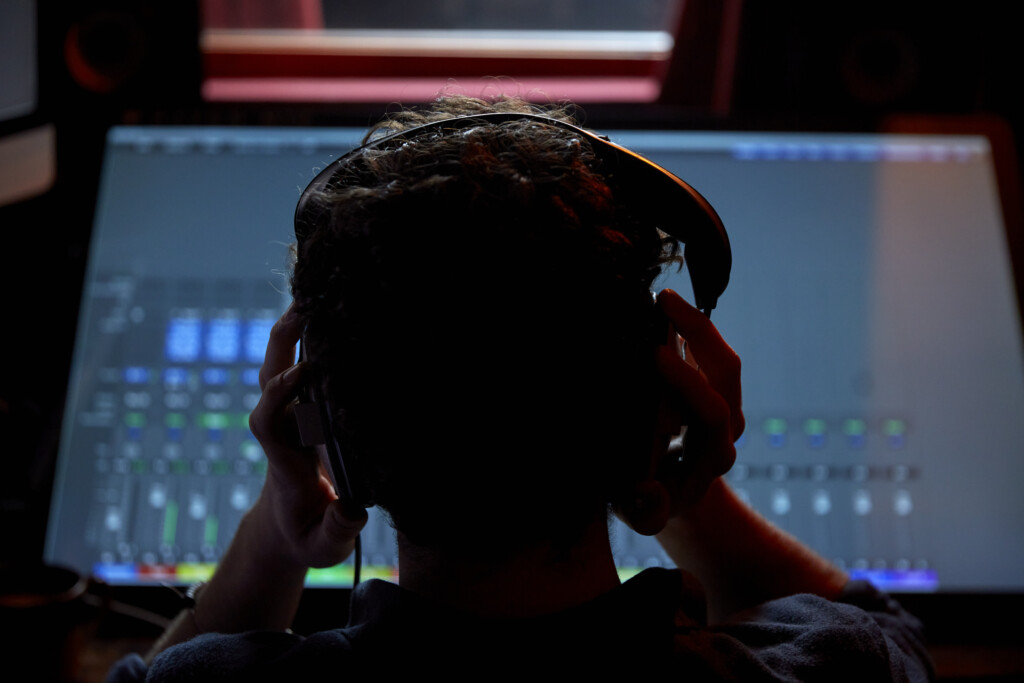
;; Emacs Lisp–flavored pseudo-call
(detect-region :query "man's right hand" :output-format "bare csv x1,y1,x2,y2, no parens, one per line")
652,291,847,620
653,288,745,514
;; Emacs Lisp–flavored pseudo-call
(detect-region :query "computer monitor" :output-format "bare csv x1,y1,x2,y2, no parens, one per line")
44,121,1024,599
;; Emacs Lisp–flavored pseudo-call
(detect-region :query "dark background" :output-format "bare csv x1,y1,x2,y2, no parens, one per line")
0,2,1021,676
4,0,1021,578
4,0,1021,573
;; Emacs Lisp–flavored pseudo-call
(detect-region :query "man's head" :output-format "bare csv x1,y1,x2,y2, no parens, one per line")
291,96,678,556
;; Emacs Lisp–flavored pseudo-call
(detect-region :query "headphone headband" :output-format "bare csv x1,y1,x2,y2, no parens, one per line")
295,112,730,313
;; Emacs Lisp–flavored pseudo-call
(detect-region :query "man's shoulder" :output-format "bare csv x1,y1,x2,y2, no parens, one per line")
109,573,929,681
671,584,932,682
124,629,355,682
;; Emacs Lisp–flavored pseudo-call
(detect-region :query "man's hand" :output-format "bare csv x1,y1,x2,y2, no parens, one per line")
654,289,745,515
247,304,367,571
144,306,367,657
652,291,848,621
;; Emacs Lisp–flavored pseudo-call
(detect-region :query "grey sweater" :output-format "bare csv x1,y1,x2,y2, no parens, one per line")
109,568,933,681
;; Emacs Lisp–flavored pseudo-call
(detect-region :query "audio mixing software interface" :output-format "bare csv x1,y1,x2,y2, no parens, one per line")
45,125,1024,592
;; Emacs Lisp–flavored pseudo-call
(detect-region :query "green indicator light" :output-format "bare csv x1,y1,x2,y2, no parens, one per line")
254,460,268,475
763,418,787,435
163,501,178,545
843,419,867,436
177,563,214,583
212,460,229,475
124,412,146,428
172,460,189,475
617,567,644,582
307,565,353,586
200,413,231,430
204,517,218,547
131,459,146,474
804,419,826,435
361,565,399,582
165,413,187,428
237,413,252,429
883,419,905,436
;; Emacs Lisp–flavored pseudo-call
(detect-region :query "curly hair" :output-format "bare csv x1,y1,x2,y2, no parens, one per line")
291,95,678,555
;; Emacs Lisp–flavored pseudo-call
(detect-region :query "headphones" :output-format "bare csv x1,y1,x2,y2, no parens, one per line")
292,112,731,519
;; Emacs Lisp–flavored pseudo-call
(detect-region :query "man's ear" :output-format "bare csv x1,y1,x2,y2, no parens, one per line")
616,479,671,536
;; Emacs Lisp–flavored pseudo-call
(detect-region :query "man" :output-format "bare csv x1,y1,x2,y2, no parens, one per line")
109,96,932,680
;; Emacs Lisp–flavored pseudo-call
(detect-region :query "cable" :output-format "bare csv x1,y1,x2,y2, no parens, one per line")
352,534,362,588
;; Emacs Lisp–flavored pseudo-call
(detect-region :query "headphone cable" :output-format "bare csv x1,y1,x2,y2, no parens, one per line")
352,534,362,587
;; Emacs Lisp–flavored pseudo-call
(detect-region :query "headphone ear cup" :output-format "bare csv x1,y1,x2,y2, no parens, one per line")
294,400,326,447
295,339,370,507
617,480,671,537
295,340,326,447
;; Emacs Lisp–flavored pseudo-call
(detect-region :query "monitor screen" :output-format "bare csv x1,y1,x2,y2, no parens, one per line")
45,123,1024,594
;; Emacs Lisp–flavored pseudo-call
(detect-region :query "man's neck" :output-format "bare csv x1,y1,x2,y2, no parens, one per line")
396,519,621,618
